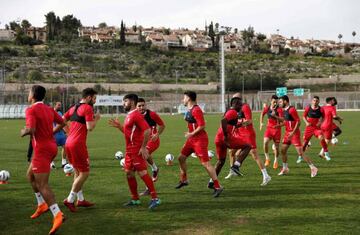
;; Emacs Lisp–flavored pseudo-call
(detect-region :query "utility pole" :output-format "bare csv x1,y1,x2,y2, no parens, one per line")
220,35,225,112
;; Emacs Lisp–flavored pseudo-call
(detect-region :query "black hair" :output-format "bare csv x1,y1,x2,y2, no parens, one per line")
123,93,139,104
31,85,46,101
325,97,334,103
230,97,242,106
313,96,320,100
280,95,289,102
333,97,338,105
137,98,146,103
184,91,197,101
82,88,98,98
271,95,278,100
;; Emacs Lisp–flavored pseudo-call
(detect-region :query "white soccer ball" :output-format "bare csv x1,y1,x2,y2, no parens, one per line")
165,154,174,162
63,164,74,174
208,150,215,158
0,170,10,182
331,137,338,145
120,158,126,167
115,151,124,160
272,144,276,151
191,152,197,158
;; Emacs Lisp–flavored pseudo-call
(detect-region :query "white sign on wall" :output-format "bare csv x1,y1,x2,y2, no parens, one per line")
94,95,124,106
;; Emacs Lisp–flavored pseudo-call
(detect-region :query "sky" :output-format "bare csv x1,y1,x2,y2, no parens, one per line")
1,0,359,42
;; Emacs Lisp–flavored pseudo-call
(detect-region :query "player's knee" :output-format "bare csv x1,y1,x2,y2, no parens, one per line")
178,155,186,162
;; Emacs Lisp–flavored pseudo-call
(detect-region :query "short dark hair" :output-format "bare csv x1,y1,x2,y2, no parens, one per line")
184,91,197,101
280,95,289,102
82,88,97,98
31,85,46,101
230,97,241,106
325,97,334,103
137,98,146,103
333,97,338,105
271,95,278,100
123,93,139,104
313,96,320,100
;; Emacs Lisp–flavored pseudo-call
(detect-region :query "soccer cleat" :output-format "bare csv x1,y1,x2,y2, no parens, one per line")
61,164,67,168
278,168,289,176
261,176,271,186
152,168,159,182
63,199,77,212
230,165,244,176
30,202,49,219
49,211,65,235
175,181,188,189
50,162,56,169
139,188,150,196
273,161,278,169
77,200,95,207
224,169,236,179
207,181,214,189
311,167,318,178
213,187,224,198
265,159,270,167
123,199,141,207
296,156,303,164
148,198,161,209
324,152,331,161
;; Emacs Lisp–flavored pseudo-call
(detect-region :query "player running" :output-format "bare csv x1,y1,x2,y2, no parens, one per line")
211,97,252,188
175,91,224,197
21,85,65,234
225,93,271,186
259,95,283,169
108,94,161,209
273,95,318,177
62,88,100,212
53,102,69,168
136,98,166,196
299,96,330,162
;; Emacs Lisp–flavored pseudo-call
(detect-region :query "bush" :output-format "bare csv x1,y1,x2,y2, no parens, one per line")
27,70,44,82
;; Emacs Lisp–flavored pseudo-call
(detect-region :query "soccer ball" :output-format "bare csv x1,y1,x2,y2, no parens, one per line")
208,150,215,158
191,153,197,158
331,137,338,145
120,158,126,167
165,154,174,162
0,170,10,182
115,151,124,160
63,164,74,174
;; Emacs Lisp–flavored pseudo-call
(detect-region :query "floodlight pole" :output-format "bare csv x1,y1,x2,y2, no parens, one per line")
220,35,225,113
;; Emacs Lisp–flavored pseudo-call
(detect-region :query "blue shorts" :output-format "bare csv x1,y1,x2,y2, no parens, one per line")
55,135,66,146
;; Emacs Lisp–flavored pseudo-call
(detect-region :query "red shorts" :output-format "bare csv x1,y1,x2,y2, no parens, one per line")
283,130,302,147
321,128,333,140
124,152,148,172
181,136,209,163
65,142,90,172
264,127,281,143
146,138,160,154
235,128,257,149
31,142,57,174
303,126,323,142
215,135,249,160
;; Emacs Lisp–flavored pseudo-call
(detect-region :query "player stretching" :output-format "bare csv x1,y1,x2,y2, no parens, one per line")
21,85,65,234
274,95,318,177
62,88,100,212
108,94,161,209
211,97,252,188
175,91,224,197
299,96,330,162
259,95,283,169
53,102,68,168
136,98,166,196
226,93,271,186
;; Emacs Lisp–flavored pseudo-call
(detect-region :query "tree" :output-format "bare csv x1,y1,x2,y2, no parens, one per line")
120,20,126,45
256,33,267,42
242,26,255,50
208,22,215,48
61,14,82,42
338,33,343,43
21,19,31,33
45,11,57,40
132,24,137,32
9,21,21,31
99,22,107,28
5,24,9,30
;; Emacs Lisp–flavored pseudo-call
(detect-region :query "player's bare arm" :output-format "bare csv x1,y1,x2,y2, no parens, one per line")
87,111,101,131
289,121,300,137
151,124,165,141
20,127,35,137
259,112,265,130
303,116,311,126
221,118,230,147
108,118,124,133
53,122,66,134
185,125,205,139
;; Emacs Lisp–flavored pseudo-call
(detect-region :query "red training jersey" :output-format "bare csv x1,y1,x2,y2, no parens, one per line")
262,105,283,129
283,106,300,132
142,110,164,136
303,105,324,127
64,103,94,144
216,109,238,138
124,109,150,153
184,105,207,138
26,102,64,147
321,105,337,129
237,103,255,134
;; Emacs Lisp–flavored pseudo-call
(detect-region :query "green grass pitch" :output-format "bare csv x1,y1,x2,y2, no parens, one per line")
0,112,359,234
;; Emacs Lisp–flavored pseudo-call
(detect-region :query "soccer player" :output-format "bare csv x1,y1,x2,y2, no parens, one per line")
259,95,283,169
274,95,318,177
136,98,165,196
53,102,68,168
212,97,252,187
300,96,330,162
175,91,224,197
226,93,271,186
108,94,161,209
20,85,65,234
62,88,100,212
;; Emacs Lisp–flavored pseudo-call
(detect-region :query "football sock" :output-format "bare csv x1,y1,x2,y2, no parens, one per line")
282,163,288,168
49,204,61,217
67,191,76,203
77,190,84,201
141,174,157,199
234,161,241,167
127,176,139,200
35,192,45,205
309,163,316,169
213,179,221,189
264,153,270,159
62,159,67,165
261,168,269,178
180,172,187,182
